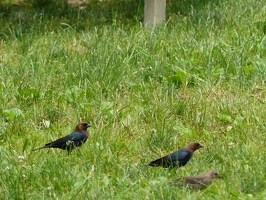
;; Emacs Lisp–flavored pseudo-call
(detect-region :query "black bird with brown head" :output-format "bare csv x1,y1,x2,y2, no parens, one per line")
34,122,91,154
147,142,203,168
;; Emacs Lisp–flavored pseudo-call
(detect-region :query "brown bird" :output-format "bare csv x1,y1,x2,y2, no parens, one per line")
34,122,91,154
147,142,203,168
169,170,222,190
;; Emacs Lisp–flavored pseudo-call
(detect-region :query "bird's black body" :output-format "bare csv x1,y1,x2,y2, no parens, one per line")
34,122,91,154
42,131,88,151
148,148,193,168
147,142,203,168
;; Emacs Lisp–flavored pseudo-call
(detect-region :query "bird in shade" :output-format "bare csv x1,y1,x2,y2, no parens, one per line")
169,170,222,190
146,142,203,168
34,122,91,154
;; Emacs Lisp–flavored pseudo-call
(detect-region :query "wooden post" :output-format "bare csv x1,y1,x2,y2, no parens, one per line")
144,0,166,27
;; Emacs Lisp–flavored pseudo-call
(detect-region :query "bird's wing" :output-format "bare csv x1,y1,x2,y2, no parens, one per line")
185,174,213,187
172,149,192,164
172,176,205,185
185,176,206,184
65,131,87,141
169,177,208,190
148,149,191,167
159,149,187,162
46,131,86,146
148,153,173,166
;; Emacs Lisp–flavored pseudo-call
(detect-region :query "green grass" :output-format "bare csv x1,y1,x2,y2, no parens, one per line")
0,0,266,199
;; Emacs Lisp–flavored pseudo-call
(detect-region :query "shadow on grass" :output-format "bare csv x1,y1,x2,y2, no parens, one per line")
0,0,144,38
167,0,219,16
0,0,217,38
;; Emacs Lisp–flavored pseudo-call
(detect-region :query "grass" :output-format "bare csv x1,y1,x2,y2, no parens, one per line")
0,0,266,199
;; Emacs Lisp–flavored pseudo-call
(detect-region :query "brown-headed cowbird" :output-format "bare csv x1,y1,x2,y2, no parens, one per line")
146,142,203,168
34,122,91,154
169,170,221,190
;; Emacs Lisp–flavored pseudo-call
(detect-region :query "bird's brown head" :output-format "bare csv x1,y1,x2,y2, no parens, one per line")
76,122,92,132
185,142,203,152
207,170,222,179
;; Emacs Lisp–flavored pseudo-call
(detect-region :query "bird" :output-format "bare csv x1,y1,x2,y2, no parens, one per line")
169,170,222,190
146,142,203,168
34,122,91,154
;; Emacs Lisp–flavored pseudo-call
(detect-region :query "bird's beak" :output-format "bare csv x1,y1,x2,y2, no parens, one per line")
199,144,204,148
86,124,92,128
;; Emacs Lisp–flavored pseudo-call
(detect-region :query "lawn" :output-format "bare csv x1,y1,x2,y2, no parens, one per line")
0,0,266,199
